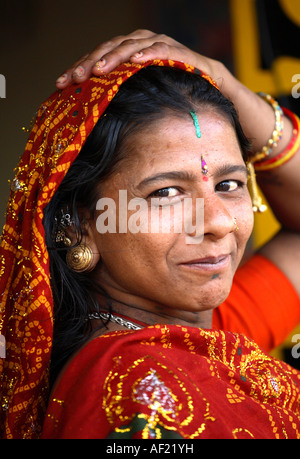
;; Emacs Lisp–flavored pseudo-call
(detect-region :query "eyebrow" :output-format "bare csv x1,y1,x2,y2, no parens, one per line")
214,164,248,179
137,164,248,189
138,171,196,189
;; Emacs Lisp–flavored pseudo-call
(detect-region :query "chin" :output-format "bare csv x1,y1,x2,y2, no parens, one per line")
188,282,233,312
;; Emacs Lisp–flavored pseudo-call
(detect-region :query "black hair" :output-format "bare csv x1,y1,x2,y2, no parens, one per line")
43,65,251,384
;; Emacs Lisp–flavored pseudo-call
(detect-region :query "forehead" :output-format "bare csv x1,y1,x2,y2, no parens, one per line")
121,110,244,169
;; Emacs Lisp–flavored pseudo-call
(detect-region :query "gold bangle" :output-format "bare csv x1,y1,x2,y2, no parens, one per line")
254,108,300,171
250,93,283,164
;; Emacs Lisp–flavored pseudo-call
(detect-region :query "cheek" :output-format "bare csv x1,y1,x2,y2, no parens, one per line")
97,230,173,281
92,200,178,275
236,201,254,246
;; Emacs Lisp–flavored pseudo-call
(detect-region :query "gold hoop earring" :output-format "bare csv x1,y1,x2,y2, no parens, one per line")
66,244,94,273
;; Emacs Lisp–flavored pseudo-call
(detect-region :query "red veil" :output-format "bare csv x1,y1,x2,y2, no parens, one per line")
0,60,211,439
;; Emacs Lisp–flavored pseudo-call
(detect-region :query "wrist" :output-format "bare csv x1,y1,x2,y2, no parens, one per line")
254,108,300,172
249,93,284,164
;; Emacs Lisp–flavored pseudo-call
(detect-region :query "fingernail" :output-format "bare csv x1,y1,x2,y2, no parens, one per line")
95,59,106,70
56,73,68,84
133,51,143,58
73,65,85,77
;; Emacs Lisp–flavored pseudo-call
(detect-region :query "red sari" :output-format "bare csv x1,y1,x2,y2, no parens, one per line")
42,324,300,439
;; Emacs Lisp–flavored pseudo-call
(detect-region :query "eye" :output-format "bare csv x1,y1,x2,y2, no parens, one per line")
149,187,180,198
215,180,244,193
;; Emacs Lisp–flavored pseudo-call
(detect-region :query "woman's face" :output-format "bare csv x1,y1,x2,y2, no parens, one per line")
88,110,254,325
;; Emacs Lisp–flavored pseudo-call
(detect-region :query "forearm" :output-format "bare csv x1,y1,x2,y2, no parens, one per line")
210,62,292,152
256,154,300,231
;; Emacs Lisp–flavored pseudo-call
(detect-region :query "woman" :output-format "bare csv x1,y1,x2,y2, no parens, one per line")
56,30,300,351
1,32,300,439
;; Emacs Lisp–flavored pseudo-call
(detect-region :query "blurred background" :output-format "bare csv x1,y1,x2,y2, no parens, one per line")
0,0,299,364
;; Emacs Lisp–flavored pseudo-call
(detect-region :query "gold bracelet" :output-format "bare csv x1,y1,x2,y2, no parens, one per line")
248,108,300,213
250,93,283,164
254,108,300,171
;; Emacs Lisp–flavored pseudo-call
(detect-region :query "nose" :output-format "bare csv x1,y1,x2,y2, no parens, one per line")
203,194,236,240
183,193,236,244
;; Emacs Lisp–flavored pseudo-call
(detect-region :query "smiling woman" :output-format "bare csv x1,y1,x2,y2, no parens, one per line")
1,40,300,439
42,64,252,350
83,110,253,327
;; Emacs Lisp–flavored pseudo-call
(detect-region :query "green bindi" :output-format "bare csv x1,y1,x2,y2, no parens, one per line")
190,111,208,179
190,111,201,138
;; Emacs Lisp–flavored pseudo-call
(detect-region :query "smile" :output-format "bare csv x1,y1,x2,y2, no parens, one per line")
179,254,231,272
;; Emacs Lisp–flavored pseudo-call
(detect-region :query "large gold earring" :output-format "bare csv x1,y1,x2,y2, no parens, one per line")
66,244,94,273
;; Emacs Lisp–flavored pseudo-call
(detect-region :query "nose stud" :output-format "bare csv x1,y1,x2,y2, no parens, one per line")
232,217,239,232
201,155,208,177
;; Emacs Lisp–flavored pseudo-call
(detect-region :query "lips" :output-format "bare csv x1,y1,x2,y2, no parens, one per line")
179,254,230,272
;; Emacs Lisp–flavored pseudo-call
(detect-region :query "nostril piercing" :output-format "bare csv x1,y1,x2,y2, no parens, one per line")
232,217,239,232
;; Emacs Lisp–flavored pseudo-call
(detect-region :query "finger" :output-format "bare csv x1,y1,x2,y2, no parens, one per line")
89,29,155,66
92,38,157,74
55,30,183,88
55,54,89,88
55,38,127,88
56,29,156,87
132,42,215,78
91,34,178,75
129,41,185,64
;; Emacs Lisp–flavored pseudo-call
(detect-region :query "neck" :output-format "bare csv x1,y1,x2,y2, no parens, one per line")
95,293,213,330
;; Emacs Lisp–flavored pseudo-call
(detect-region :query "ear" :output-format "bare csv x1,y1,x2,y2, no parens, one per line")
65,215,101,270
